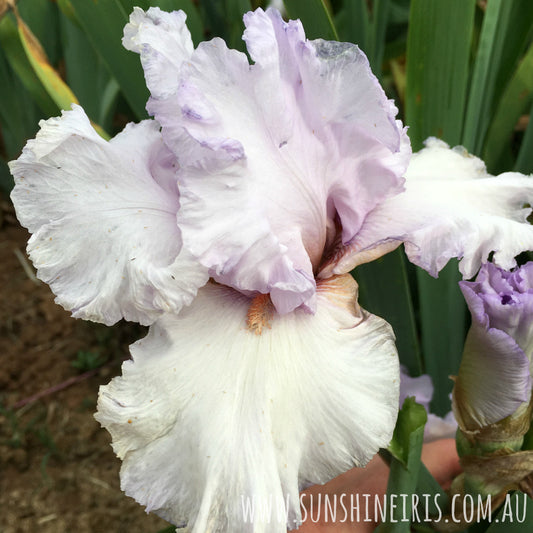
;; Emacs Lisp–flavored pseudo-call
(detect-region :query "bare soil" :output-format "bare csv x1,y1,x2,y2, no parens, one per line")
0,201,171,533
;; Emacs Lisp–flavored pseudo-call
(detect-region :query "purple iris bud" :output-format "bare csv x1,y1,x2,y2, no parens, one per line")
453,262,533,431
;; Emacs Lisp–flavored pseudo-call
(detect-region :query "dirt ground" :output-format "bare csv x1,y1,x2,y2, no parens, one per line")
0,200,172,532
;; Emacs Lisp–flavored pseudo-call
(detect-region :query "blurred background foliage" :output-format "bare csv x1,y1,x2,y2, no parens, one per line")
1,0,533,418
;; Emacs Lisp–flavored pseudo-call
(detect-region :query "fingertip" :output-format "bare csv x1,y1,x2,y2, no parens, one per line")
422,438,461,488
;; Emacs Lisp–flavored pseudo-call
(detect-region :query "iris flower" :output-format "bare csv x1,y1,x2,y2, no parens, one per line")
9,7,533,532
452,263,533,500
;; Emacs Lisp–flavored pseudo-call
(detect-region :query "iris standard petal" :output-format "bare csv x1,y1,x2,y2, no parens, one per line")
95,274,399,531
125,7,408,314
243,8,409,243
9,105,208,326
321,138,533,279
123,7,194,98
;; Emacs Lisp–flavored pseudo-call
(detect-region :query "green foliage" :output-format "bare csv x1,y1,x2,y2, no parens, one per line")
416,263,466,416
0,401,58,455
199,0,250,51
485,493,533,532
0,401,26,449
388,397,427,465
0,13,58,116
335,0,392,77
484,41,533,172
0,400,59,486
59,10,119,131
405,0,475,150
376,397,427,532
285,0,338,40
354,249,422,377
71,350,107,372
405,1,474,415
67,0,149,121
462,0,533,157
515,101,533,174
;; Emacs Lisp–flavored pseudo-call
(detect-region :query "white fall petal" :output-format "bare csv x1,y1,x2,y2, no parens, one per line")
9,106,208,326
96,274,399,532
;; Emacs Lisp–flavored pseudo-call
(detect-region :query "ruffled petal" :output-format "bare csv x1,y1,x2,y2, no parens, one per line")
126,7,408,313
321,138,533,279
96,274,399,531
123,7,194,98
243,9,410,243
10,105,208,326
462,262,533,363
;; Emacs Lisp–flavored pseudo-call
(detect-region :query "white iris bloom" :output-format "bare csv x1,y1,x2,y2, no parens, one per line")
9,7,533,532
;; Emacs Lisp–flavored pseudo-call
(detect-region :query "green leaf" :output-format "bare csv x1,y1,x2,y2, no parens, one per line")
462,0,533,155
405,1,474,417
0,156,15,195
415,464,449,516
376,398,427,532
417,263,466,417
59,11,104,118
12,9,109,140
337,0,391,78
59,10,118,131
485,492,533,532
98,78,121,131
462,0,511,154
0,14,58,116
15,12,79,111
390,55,406,104
284,0,338,41
389,0,410,25
366,0,390,78
18,0,61,65
491,2,533,121
388,397,427,465
57,0,79,26
354,248,422,377
405,0,476,150
483,41,533,173
0,48,42,159
335,0,369,48
226,0,253,51
200,0,251,51
69,0,149,120
515,101,533,174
